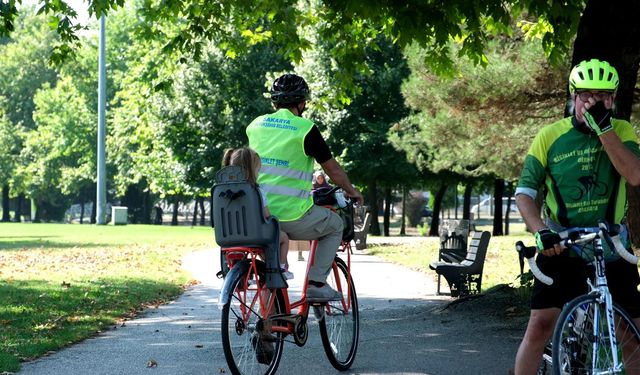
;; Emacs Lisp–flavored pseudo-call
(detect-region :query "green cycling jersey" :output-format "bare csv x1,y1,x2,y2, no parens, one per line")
516,116,640,228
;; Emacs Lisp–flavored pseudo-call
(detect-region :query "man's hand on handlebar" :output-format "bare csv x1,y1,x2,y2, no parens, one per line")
344,189,363,206
535,228,563,256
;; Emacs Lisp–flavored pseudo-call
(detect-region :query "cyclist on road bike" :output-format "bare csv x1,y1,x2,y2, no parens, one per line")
246,73,363,302
514,59,640,375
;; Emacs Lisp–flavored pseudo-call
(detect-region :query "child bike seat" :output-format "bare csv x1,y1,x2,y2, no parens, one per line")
211,165,287,289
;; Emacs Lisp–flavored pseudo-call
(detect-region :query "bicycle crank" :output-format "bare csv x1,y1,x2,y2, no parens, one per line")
269,314,308,346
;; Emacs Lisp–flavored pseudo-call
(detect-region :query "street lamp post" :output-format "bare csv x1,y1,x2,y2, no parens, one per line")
96,14,107,224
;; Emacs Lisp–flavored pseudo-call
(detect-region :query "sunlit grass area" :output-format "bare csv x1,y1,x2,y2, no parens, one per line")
0,223,214,373
367,220,532,292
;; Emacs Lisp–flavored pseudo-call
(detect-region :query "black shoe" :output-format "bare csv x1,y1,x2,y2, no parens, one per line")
251,333,274,365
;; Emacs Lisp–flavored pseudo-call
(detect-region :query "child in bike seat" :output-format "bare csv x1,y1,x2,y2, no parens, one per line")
222,147,294,280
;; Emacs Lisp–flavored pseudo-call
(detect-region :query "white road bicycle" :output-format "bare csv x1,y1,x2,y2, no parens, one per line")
517,222,640,375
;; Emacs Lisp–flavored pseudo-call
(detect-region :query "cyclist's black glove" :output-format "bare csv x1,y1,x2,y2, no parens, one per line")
584,101,613,136
535,228,561,253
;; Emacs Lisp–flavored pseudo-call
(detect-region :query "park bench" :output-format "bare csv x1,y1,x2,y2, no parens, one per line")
434,232,468,294
353,207,372,251
429,230,491,297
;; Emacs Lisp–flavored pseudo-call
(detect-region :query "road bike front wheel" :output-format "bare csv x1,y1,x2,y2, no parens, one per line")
317,256,359,371
551,294,640,375
221,261,286,375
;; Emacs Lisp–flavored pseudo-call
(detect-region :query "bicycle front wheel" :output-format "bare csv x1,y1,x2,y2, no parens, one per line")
552,294,640,375
318,256,359,371
221,261,286,375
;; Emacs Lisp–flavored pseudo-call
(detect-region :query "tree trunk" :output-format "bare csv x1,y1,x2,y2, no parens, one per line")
142,190,151,224
492,178,504,236
368,180,381,236
462,182,473,220
199,197,205,226
504,181,515,236
13,193,23,222
383,187,391,236
400,186,407,236
171,197,179,226
428,183,448,236
454,189,458,219
33,199,41,223
90,187,97,224
191,197,198,226
570,0,640,246
80,200,85,224
1,185,10,222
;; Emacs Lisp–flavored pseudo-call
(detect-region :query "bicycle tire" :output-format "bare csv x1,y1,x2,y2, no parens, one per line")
221,260,286,375
551,294,640,375
318,256,360,371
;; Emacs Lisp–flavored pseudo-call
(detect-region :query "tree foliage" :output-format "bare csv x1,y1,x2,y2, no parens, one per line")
3,0,587,99
17,76,95,220
395,36,566,182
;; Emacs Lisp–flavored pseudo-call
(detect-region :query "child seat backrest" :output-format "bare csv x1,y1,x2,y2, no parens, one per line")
211,165,277,248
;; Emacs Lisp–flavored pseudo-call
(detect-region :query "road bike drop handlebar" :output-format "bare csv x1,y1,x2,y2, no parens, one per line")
515,222,639,285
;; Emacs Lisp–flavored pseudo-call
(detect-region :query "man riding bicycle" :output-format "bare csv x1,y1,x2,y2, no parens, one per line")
246,73,363,302
514,59,640,375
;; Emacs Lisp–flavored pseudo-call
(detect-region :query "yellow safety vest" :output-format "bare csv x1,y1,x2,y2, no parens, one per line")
246,109,315,221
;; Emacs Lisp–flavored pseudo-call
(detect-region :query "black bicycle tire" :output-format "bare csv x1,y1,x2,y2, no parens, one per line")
318,256,360,371
551,294,640,375
221,261,286,375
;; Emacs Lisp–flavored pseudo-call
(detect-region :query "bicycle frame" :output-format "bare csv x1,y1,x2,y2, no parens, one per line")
587,246,623,373
221,238,353,339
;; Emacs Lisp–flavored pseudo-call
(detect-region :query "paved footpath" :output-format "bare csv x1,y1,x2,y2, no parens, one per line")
18,238,522,375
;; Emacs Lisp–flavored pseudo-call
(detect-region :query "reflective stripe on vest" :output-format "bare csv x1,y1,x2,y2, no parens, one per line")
246,109,315,221
260,165,314,182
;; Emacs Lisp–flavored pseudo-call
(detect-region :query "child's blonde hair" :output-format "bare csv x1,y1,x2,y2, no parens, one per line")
222,147,261,186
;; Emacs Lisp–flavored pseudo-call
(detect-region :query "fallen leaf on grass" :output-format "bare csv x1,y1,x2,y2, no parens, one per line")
147,359,158,368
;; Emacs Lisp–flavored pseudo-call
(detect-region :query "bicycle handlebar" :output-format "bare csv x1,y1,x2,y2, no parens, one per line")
516,222,639,286
312,186,355,207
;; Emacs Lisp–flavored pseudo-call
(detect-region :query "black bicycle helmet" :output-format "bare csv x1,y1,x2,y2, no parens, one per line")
270,74,310,105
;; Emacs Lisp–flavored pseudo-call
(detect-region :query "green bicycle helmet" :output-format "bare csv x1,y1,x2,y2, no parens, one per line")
569,59,619,94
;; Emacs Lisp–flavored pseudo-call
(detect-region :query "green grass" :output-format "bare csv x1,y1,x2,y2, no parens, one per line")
0,223,214,373
367,222,532,292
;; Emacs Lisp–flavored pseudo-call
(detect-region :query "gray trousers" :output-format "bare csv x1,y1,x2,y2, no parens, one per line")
280,205,343,283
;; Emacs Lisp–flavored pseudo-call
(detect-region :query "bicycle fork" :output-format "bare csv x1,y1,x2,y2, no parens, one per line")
589,278,623,373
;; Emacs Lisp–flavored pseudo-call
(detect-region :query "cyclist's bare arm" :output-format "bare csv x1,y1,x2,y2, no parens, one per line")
516,194,545,232
320,158,363,204
599,132,640,186
516,194,562,256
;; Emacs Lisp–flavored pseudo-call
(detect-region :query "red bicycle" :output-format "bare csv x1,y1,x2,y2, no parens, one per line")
217,186,359,375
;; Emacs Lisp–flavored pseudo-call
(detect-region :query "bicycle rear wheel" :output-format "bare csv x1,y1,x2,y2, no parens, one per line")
221,260,286,375
317,256,359,371
552,294,640,375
